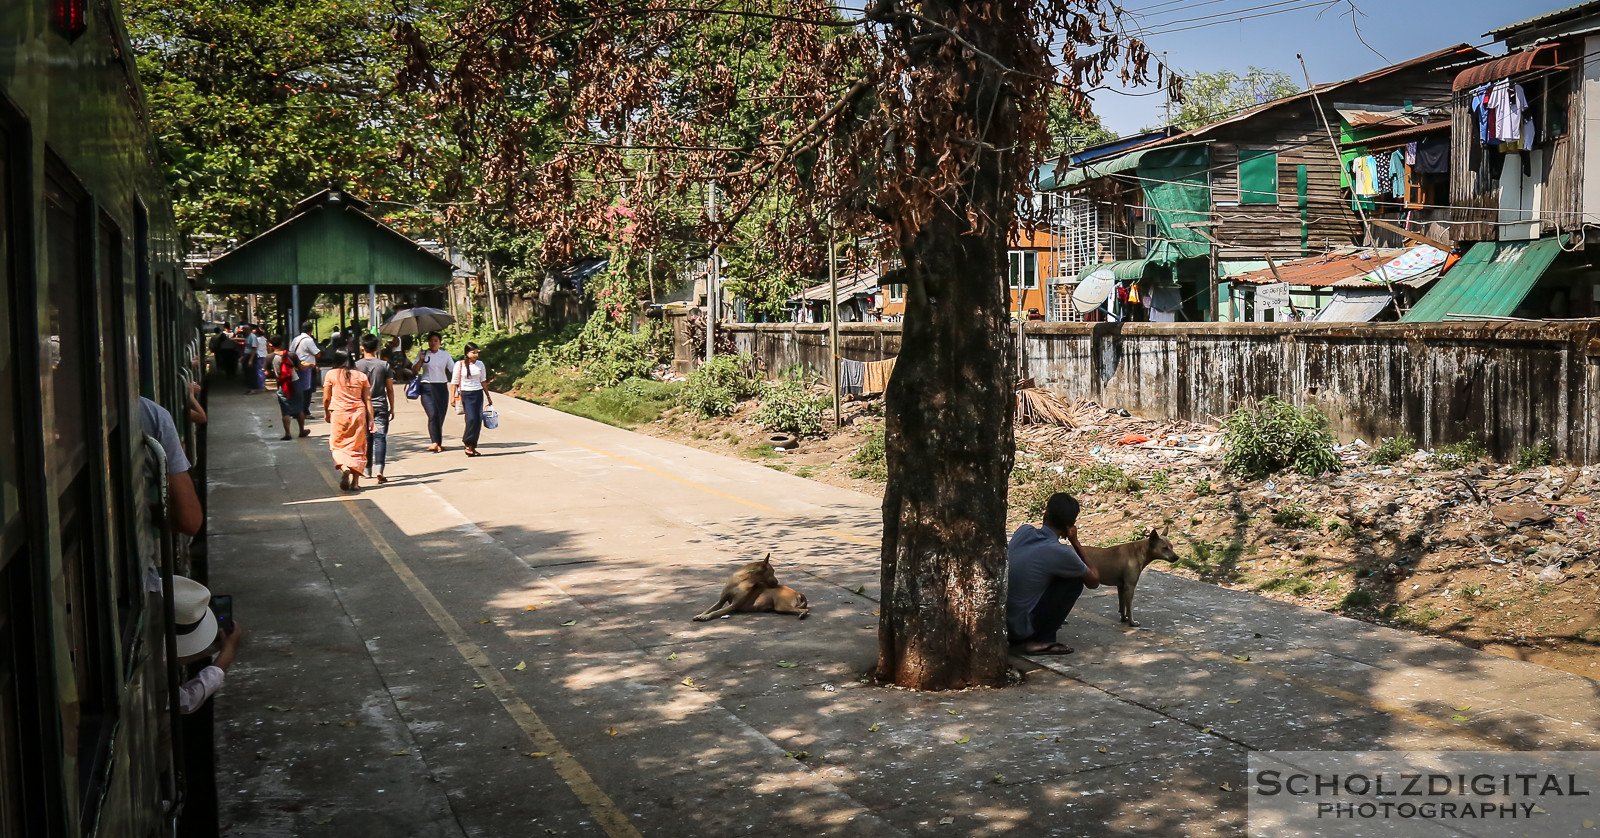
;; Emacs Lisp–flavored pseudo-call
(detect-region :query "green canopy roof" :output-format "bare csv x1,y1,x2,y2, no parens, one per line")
1401,237,1564,322
204,190,452,292
1076,258,1152,282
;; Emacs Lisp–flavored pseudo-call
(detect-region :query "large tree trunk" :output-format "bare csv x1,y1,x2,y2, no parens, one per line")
875,2,1018,690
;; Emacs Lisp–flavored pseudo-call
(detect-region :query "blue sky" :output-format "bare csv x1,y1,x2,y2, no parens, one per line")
1089,0,1541,135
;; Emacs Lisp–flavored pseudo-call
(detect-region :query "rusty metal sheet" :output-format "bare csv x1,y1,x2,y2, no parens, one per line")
1452,44,1560,91
1228,250,1404,287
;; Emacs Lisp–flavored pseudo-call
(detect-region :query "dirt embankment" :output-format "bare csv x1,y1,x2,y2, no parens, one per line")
640,395,1600,680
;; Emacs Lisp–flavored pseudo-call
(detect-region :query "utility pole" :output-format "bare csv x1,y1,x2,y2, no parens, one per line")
828,234,841,430
706,183,718,364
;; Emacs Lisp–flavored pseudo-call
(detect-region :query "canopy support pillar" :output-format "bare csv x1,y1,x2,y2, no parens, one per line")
368,283,377,331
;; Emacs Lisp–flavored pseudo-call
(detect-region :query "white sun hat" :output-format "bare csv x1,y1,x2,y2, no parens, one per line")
171,575,219,659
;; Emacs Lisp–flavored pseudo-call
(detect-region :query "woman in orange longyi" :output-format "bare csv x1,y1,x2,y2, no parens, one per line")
322,350,374,491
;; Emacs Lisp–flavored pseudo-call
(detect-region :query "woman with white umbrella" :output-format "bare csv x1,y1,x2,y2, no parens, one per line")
381,307,459,454
413,331,454,452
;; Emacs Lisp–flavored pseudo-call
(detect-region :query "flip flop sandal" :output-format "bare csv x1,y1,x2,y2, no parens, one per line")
338,472,351,491
1026,643,1075,656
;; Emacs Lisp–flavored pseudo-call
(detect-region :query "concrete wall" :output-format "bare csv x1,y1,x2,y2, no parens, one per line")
686,320,1600,464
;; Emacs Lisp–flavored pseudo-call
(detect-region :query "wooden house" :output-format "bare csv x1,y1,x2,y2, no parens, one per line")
1044,46,1483,320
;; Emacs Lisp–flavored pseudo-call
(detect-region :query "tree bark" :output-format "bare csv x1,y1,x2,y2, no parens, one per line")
875,1,1018,690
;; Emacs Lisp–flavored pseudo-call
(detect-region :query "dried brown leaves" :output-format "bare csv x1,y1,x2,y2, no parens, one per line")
404,0,1162,269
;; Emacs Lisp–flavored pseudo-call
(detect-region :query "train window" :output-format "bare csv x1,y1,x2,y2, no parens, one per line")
99,215,141,651
0,112,28,838
44,170,88,484
43,157,116,815
0,120,15,537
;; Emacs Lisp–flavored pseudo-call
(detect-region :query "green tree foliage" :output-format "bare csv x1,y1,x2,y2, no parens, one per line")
1047,97,1117,154
1171,67,1301,131
126,0,456,243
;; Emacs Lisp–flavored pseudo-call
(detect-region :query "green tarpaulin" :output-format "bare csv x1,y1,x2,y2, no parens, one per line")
1401,237,1565,322
1136,144,1212,263
1076,258,1152,283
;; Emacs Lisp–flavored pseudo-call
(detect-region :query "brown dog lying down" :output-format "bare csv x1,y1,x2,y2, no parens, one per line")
1078,528,1179,627
693,555,809,621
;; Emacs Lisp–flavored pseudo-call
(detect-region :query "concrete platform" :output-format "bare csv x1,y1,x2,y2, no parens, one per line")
203,384,1600,837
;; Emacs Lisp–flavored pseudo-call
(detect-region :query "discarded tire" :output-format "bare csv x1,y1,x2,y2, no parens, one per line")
767,433,798,450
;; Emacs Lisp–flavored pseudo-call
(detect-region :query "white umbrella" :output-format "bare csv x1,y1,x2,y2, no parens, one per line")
379,306,457,337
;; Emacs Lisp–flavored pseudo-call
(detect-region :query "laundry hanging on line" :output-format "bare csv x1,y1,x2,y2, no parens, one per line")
862,357,897,395
837,357,864,397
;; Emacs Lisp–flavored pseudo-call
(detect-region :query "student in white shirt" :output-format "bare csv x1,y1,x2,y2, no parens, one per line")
412,331,454,452
450,342,492,457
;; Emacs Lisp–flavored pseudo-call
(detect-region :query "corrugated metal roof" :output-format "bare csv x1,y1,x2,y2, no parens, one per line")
1401,237,1565,321
1229,250,1404,287
1488,1,1600,36
1454,44,1562,90
1161,45,1486,143
1313,287,1393,322
1342,120,1451,148
796,265,884,303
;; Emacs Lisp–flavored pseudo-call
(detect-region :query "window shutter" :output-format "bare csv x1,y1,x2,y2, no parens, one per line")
1238,150,1279,205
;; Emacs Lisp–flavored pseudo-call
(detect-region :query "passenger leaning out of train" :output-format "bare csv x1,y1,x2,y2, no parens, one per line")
140,396,203,536
171,576,245,714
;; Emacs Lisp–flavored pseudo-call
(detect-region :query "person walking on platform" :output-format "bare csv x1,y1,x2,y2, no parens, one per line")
357,334,395,484
210,326,239,378
322,350,373,490
449,342,491,457
413,331,454,452
268,336,306,440
289,321,321,430
242,324,266,394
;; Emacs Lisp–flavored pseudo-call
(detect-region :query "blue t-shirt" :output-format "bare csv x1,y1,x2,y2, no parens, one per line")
1006,523,1088,640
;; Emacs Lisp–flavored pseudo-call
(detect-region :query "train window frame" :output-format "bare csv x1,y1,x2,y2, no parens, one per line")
43,151,120,823
98,212,143,670
0,95,69,838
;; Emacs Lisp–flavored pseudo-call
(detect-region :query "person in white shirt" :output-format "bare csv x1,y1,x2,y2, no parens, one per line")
413,331,454,452
242,325,267,394
449,341,492,457
288,321,321,431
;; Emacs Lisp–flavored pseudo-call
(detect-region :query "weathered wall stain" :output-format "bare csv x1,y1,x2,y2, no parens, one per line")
687,320,1599,464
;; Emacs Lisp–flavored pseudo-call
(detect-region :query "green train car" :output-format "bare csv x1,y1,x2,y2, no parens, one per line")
2,0,208,835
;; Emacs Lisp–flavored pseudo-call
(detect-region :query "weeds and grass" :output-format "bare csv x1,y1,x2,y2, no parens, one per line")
1176,539,1246,581
1146,471,1171,493
1459,584,1486,605
1429,435,1487,470
1220,397,1341,478
678,352,761,419
1338,589,1374,610
1011,461,1140,519
1515,439,1553,470
1193,479,1213,497
849,425,888,482
742,444,781,459
1369,435,1417,466
1270,504,1323,530
513,367,683,428
1385,604,1445,627
754,367,830,436
794,465,818,479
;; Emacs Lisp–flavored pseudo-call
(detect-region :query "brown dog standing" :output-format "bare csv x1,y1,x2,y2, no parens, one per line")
1078,528,1179,627
693,555,809,621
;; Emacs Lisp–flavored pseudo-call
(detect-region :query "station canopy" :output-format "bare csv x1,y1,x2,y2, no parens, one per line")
203,189,452,294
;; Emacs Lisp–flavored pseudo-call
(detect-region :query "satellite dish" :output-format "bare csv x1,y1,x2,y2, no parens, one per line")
1073,268,1117,310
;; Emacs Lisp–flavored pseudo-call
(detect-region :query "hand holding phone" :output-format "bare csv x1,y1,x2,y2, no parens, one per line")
211,594,234,637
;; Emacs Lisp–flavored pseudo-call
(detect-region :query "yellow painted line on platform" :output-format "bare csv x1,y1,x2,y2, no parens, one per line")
557,437,874,545
299,448,643,838
1066,611,1519,751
